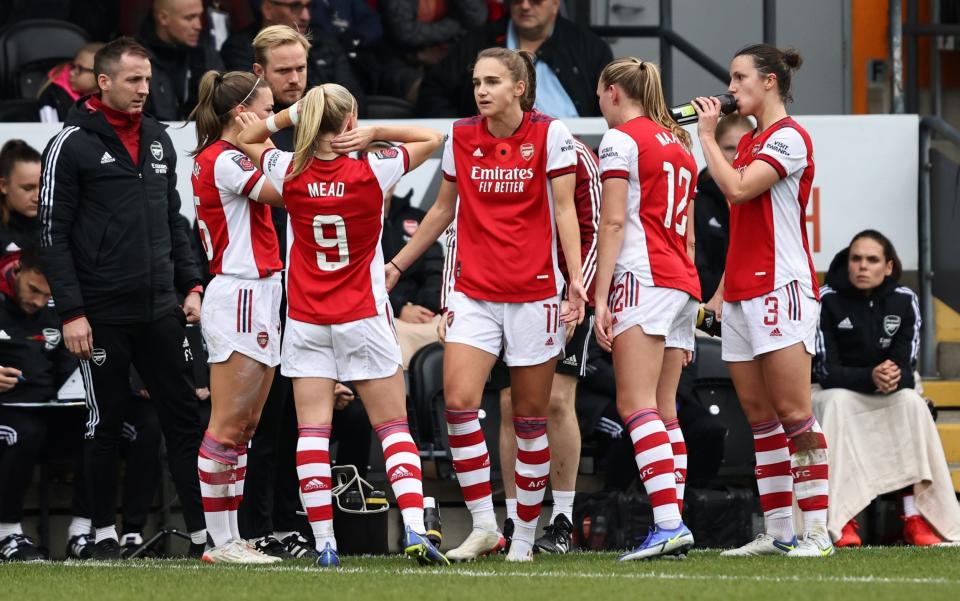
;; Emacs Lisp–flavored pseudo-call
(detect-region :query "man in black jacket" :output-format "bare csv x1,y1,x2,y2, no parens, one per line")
418,0,612,118
38,38,206,559
221,2,367,115
0,247,77,561
137,0,225,121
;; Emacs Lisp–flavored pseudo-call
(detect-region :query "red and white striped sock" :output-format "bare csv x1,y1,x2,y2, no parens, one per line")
664,418,687,514
229,443,247,540
445,409,497,531
198,431,237,547
375,418,425,533
785,416,829,536
752,419,796,542
514,416,550,550
625,409,681,529
297,424,336,551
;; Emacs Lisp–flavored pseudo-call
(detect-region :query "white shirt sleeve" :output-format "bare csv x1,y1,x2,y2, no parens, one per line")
598,129,634,180
259,148,294,195
441,126,456,181
214,150,264,199
545,119,577,177
757,127,807,178
366,146,409,193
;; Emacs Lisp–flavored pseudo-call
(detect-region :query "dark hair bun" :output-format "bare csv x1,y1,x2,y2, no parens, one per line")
782,48,803,71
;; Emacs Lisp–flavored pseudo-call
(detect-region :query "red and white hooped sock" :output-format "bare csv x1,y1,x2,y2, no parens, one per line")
297,424,335,551
663,417,687,514
752,419,796,542
228,442,247,541
514,416,550,548
785,416,829,536
375,418,425,534
445,409,497,531
198,430,237,547
625,408,681,529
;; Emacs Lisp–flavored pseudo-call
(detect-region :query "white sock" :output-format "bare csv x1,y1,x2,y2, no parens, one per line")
549,490,575,524
190,530,208,545
903,494,919,518
509,521,535,557
505,498,518,522
95,525,118,544
68,517,92,538
0,522,22,539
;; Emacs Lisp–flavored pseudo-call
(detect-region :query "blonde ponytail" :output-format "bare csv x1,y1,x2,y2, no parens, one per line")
599,57,692,149
288,83,357,179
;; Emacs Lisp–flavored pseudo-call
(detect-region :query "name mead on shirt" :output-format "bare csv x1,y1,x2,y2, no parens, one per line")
307,181,346,198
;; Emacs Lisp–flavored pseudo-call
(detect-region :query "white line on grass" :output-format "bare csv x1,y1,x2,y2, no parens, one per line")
53,561,960,586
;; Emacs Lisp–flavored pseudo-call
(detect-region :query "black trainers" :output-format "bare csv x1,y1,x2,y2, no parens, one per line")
534,514,574,554
0,534,47,562
66,534,94,560
254,536,293,559
90,538,123,560
501,518,514,554
280,532,318,559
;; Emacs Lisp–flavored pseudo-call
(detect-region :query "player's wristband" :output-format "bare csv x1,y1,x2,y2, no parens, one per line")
389,260,404,274
288,102,300,126
265,115,279,133
188,285,204,295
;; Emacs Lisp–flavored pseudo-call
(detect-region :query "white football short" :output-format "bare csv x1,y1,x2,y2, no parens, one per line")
610,277,698,351
280,306,403,382
721,280,820,362
444,290,566,367
201,273,282,366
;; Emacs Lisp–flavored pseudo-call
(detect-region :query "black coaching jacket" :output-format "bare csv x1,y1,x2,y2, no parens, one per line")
39,99,201,325
814,248,921,393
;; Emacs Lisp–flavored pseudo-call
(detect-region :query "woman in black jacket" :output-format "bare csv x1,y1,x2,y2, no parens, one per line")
813,230,960,546
0,140,41,253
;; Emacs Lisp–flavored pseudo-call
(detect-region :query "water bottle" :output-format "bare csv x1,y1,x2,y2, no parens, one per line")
423,496,442,548
670,93,738,125
696,305,722,337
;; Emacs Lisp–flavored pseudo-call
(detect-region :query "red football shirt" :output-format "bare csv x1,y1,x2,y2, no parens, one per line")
260,146,409,324
192,141,281,279
442,111,577,303
725,117,818,302
598,116,701,300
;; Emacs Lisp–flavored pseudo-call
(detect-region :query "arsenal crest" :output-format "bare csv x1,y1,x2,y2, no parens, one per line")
520,143,535,161
92,348,107,366
42,327,62,350
257,331,269,348
402,219,419,236
883,315,901,336
150,141,164,161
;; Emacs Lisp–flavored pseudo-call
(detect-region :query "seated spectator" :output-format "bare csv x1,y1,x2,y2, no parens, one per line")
0,140,41,253
692,114,752,301
813,230,960,546
418,0,612,117
137,0,225,120
368,141,444,366
379,0,488,102
0,246,77,560
37,43,106,124
221,0,367,114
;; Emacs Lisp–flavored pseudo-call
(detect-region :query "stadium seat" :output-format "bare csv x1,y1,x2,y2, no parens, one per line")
408,342,444,447
692,335,730,380
0,19,88,99
0,99,39,122
365,95,417,119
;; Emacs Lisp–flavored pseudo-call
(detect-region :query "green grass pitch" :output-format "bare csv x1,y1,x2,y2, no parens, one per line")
3,547,959,601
